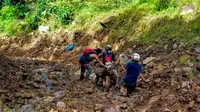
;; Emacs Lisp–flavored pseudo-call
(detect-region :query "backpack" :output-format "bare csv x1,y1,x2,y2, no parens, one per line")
83,48,95,55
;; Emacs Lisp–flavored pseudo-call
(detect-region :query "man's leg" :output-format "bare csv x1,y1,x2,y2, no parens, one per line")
79,64,85,81
126,84,136,96
85,64,94,78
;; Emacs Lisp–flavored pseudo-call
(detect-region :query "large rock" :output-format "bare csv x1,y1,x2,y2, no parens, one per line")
94,104,104,111
163,108,172,112
119,103,128,109
182,81,192,89
182,67,193,73
143,57,156,65
38,26,49,33
56,101,66,109
188,100,195,108
180,4,195,15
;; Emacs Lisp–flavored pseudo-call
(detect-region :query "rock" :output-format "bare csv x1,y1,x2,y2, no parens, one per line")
197,56,200,61
119,103,128,109
179,55,189,65
148,96,160,105
104,107,122,112
174,68,181,73
94,104,104,111
49,109,58,112
180,4,195,15
164,44,168,50
111,100,122,106
182,67,193,73
166,94,176,101
188,100,195,108
196,64,200,72
38,26,49,33
163,108,172,112
173,43,178,49
155,78,161,83
172,103,182,111
143,57,156,65
43,97,54,104
85,88,93,94
195,48,200,53
32,74,42,82
20,104,33,112
56,101,66,109
16,71,23,76
0,99,3,112
54,91,65,100
196,97,200,103
117,97,127,103
182,81,192,89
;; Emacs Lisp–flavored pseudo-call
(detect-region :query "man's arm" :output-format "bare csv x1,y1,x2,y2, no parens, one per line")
139,73,149,82
90,54,107,68
120,64,127,72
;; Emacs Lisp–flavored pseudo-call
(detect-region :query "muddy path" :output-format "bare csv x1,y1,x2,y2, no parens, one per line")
1,34,200,111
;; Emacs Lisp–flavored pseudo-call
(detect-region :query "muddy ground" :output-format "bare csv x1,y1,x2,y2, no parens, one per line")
0,33,200,112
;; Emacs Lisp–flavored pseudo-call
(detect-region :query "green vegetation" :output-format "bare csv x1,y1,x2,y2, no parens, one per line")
0,0,199,44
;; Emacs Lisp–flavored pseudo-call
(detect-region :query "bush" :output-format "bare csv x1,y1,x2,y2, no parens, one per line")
154,0,171,11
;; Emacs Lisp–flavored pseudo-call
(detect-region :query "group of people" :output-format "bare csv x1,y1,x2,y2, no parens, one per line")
78,45,149,97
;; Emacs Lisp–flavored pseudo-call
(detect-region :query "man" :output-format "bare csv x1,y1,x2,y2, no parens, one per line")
79,48,107,81
97,45,119,95
120,53,149,96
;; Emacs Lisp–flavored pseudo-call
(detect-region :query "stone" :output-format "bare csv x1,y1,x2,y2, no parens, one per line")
174,68,181,73
182,81,192,89
148,96,160,105
196,64,200,72
180,4,195,15
196,97,200,103
32,74,42,82
104,107,122,112
172,103,182,111
56,101,66,109
43,97,54,104
38,26,49,33
164,44,168,50
143,57,156,65
155,78,161,83
173,43,178,49
119,103,128,109
111,100,122,106
188,100,195,108
94,104,104,111
117,97,127,103
182,67,193,73
163,108,172,112
49,109,58,112
85,88,93,94
195,48,200,53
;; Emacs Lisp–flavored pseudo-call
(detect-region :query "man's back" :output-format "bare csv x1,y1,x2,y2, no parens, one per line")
124,61,142,85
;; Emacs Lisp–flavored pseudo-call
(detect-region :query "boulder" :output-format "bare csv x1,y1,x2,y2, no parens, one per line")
56,101,66,109
180,4,195,15
94,104,104,111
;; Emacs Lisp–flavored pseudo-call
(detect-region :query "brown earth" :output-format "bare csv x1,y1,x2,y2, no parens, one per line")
0,31,200,112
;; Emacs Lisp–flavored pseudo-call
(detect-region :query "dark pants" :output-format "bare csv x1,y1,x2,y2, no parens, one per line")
126,84,136,96
80,64,93,80
120,76,136,96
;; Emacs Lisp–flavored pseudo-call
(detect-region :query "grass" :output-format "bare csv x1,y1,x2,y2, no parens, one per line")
0,0,199,45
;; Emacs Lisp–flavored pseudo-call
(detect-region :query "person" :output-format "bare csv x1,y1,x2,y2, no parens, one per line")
120,53,149,96
79,48,107,81
97,45,119,95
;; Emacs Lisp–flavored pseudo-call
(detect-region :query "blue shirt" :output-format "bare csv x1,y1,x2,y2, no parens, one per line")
124,61,142,85
79,52,96,64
